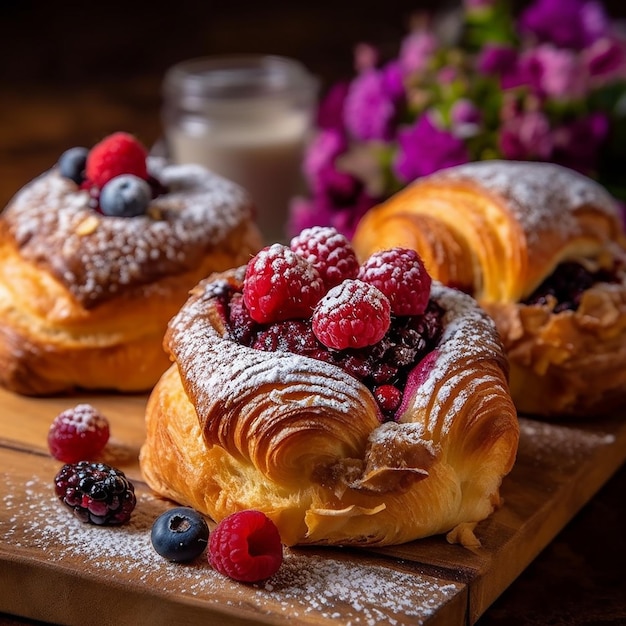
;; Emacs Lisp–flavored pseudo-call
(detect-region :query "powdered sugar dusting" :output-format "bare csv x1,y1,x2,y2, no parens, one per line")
1,474,462,624
3,158,253,307
433,160,620,245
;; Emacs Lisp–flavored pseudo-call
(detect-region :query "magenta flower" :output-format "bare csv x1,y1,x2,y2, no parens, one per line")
552,112,610,173
302,129,347,191
343,65,402,141
316,81,350,130
399,31,438,75
499,110,554,160
520,44,588,99
519,0,609,50
393,114,470,183
584,37,626,81
289,0,626,234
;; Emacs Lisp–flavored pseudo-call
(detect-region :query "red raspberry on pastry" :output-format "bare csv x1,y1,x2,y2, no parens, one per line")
312,278,391,350
290,226,359,289
358,247,432,316
243,244,325,324
208,510,283,582
85,132,148,188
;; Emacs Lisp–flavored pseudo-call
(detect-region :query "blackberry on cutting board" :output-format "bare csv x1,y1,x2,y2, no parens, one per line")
54,461,136,525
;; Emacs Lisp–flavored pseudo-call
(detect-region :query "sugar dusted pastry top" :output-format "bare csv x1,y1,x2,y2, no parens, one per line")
2,157,254,308
140,231,519,547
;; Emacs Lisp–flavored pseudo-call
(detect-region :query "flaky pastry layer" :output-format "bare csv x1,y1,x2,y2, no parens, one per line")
352,161,626,418
139,268,518,547
0,161,263,395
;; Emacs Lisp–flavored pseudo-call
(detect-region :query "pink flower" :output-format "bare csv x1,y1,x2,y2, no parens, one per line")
316,82,350,130
520,45,588,100
302,129,347,191
552,112,609,173
499,110,554,160
343,66,402,141
393,114,470,183
399,31,438,75
519,0,609,50
583,37,626,81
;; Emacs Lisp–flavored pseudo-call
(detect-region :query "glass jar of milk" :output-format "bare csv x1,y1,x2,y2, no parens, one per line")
162,55,318,244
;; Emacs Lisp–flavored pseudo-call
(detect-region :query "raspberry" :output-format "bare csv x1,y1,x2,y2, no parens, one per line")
290,226,359,289
374,384,402,415
358,248,432,316
47,404,110,463
243,244,325,324
312,279,391,350
54,461,136,525
208,510,283,582
85,132,148,189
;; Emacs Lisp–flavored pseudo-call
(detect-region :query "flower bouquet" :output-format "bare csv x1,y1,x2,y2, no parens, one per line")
289,0,626,239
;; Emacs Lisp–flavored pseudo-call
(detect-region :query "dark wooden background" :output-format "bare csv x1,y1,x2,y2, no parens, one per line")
1,1,626,624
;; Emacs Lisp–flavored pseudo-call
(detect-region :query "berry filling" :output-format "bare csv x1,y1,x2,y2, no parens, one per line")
212,236,444,421
523,261,621,312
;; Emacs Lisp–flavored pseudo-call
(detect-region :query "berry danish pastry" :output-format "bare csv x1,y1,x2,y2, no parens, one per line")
140,228,518,547
0,132,263,395
352,161,626,418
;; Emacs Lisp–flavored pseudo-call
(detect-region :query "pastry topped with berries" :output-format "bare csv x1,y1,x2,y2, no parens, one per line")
0,132,263,395
140,227,519,547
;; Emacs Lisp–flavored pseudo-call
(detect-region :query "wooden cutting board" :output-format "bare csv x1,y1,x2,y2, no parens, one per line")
1,386,625,626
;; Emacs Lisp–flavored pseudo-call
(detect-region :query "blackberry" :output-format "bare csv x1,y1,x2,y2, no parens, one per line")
54,461,136,525
523,261,619,312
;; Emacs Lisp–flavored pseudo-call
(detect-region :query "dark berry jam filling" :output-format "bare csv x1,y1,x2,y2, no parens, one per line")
523,261,620,313
209,281,444,421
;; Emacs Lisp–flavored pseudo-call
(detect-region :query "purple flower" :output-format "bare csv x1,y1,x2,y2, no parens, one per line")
520,44,587,99
317,82,350,130
393,114,470,183
343,65,402,141
583,37,626,81
519,0,609,50
499,109,554,160
302,129,347,191
552,112,609,173
399,30,438,75
478,45,523,88
451,99,482,138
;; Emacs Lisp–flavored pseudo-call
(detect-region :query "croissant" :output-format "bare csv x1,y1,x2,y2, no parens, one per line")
140,255,518,547
352,160,626,418
0,144,262,396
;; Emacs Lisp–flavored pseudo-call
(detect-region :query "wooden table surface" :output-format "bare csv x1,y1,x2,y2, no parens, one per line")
1,2,626,624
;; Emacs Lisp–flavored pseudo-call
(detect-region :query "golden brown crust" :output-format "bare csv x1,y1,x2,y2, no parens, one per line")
351,160,626,418
139,267,518,547
0,161,263,395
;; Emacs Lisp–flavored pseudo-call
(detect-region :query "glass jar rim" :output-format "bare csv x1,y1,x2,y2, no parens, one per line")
163,54,318,104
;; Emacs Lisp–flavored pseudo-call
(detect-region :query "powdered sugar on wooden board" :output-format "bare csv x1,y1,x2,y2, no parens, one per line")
1,474,462,625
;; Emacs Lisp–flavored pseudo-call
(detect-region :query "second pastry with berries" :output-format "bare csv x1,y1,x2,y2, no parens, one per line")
0,132,263,395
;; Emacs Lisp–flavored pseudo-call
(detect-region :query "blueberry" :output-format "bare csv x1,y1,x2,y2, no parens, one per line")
99,174,151,217
58,146,88,184
151,507,209,562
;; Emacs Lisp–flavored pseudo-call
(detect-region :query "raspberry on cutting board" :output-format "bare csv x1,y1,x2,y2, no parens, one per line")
208,510,283,582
